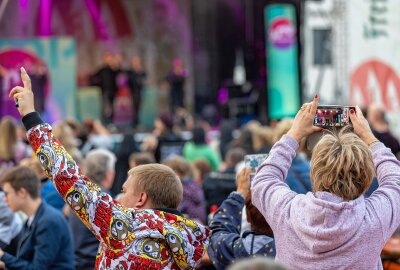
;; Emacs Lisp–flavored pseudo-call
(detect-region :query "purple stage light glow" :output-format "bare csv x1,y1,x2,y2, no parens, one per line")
19,0,29,37
217,87,228,105
19,0,28,9
38,0,52,36
84,0,116,52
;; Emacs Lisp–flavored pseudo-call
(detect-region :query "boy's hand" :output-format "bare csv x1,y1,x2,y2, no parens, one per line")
349,106,377,145
9,67,35,117
287,95,322,143
237,167,252,198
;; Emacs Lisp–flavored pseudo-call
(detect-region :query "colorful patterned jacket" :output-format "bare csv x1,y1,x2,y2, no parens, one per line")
23,112,210,270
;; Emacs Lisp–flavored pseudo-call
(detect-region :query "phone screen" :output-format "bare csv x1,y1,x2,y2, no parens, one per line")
244,154,268,180
314,106,353,127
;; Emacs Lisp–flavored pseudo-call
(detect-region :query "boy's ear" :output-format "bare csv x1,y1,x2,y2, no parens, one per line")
17,187,29,198
134,192,149,209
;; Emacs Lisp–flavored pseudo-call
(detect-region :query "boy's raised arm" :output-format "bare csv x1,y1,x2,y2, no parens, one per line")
10,67,134,246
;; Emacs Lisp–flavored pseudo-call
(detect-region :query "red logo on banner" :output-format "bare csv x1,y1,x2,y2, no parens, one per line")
269,18,295,49
350,60,400,111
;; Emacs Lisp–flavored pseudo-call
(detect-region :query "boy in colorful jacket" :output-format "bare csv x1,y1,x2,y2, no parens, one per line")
9,67,210,270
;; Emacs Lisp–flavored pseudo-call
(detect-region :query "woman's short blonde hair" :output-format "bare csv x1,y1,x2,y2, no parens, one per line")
310,128,375,201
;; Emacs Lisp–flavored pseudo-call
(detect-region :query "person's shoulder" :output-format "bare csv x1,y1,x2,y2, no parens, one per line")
242,232,275,255
184,179,202,191
242,231,274,242
292,156,310,169
40,203,68,226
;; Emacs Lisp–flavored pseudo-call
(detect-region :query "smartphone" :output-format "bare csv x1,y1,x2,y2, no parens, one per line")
244,154,269,180
314,105,355,127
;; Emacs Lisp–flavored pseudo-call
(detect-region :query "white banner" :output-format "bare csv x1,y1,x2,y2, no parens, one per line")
348,0,400,137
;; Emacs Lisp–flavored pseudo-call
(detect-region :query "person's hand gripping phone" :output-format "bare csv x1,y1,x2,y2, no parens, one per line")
348,106,378,147
287,95,323,143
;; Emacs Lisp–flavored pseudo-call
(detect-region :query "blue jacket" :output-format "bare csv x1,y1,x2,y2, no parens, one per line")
285,155,312,194
41,179,65,210
208,192,275,270
1,201,74,270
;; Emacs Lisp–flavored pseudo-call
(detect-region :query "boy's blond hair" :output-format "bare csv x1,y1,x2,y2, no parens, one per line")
128,164,183,208
311,128,375,201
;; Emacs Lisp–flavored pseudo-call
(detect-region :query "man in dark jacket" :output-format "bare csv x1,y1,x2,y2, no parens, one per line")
90,52,119,123
127,55,146,127
0,166,74,270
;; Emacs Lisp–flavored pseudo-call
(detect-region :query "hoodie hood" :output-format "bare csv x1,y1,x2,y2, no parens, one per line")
290,192,365,253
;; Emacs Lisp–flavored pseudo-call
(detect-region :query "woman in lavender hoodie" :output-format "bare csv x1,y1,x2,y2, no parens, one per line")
251,95,400,270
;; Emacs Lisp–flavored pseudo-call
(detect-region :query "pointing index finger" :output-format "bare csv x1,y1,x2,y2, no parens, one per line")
20,67,32,92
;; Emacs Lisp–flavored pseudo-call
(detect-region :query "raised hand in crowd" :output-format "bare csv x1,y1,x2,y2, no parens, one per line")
287,95,322,143
236,167,251,198
8,67,210,270
349,106,378,146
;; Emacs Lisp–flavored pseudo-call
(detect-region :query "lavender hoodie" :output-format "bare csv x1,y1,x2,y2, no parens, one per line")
251,135,400,270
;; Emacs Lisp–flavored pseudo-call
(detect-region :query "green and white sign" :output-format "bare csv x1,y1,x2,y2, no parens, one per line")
265,4,300,120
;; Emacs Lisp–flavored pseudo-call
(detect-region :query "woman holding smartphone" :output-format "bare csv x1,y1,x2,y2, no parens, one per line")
251,95,400,270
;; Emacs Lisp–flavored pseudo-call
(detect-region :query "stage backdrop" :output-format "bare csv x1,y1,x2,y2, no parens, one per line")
0,37,76,122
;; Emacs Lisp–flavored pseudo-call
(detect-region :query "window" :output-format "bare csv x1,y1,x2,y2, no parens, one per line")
313,28,332,65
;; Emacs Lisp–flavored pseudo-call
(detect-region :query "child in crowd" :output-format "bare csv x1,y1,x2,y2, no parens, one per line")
0,166,74,270
8,67,210,270
208,168,275,269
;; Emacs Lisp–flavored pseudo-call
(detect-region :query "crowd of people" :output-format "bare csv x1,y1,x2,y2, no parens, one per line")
0,68,400,270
